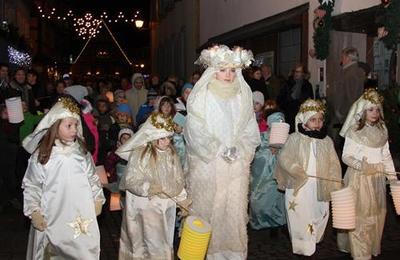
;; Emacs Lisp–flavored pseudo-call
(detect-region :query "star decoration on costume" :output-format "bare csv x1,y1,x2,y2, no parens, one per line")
321,0,334,5
288,200,298,211
307,224,314,235
67,215,93,239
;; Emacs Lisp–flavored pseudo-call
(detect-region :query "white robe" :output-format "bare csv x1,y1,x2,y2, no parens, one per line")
22,141,105,260
285,141,329,256
185,84,260,259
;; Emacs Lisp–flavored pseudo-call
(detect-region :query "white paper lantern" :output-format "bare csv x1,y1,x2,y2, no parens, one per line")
330,187,356,230
390,181,400,215
96,165,108,185
5,97,24,123
269,122,290,148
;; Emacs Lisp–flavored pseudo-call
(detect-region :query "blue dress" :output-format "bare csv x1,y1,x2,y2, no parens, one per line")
249,112,286,229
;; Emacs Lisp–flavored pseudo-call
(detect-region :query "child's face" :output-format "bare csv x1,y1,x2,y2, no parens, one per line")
148,98,157,106
304,112,324,131
120,133,131,145
365,106,381,124
115,95,125,104
160,102,172,116
97,102,108,114
58,118,78,142
253,102,263,113
156,136,171,150
117,113,129,123
216,68,236,83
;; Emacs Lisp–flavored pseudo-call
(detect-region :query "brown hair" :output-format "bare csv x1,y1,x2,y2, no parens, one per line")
36,119,87,164
356,108,384,131
140,140,176,165
159,96,176,117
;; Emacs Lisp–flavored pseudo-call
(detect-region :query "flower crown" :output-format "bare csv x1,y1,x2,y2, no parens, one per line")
59,97,80,115
299,99,326,113
195,45,254,69
150,112,174,132
362,88,383,105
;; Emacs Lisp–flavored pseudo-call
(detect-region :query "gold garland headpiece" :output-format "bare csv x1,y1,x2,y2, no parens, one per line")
362,88,383,105
59,97,80,115
150,112,174,132
299,99,326,113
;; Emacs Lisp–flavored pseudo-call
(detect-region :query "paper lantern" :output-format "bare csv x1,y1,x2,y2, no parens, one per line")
105,91,114,103
109,192,121,211
5,97,24,123
96,165,108,185
178,216,212,260
269,122,290,148
390,181,400,215
330,187,356,230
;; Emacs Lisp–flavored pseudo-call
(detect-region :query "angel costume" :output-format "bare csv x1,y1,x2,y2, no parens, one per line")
275,99,341,256
22,98,105,260
337,89,396,260
184,45,260,260
116,112,187,260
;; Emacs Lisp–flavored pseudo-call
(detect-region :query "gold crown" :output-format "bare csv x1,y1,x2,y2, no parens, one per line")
150,112,174,132
59,97,80,115
299,99,326,113
362,88,383,105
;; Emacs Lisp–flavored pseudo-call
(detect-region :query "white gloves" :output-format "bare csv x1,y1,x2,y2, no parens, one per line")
222,146,239,163
31,211,47,232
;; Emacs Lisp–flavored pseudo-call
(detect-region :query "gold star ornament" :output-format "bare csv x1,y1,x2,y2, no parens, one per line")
307,224,314,235
67,215,93,239
288,200,298,211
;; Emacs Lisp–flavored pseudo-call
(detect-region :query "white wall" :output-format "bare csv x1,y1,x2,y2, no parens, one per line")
200,0,381,44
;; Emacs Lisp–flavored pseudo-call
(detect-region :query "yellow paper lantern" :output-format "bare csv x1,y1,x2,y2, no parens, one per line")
178,216,211,260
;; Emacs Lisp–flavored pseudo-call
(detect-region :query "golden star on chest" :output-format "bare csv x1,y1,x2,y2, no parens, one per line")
288,200,298,211
307,223,314,235
67,215,93,239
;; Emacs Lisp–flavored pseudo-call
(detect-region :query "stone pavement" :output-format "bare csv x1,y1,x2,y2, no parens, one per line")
1,193,400,260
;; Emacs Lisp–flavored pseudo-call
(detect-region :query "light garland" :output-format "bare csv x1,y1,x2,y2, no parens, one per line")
73,13,102,40
7,46,32,67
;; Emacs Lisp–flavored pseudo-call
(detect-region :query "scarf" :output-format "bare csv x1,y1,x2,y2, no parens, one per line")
208,78,240,100
298,123,327,139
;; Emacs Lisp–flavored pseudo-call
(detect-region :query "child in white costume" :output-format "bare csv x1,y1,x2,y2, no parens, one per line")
116,111,190,260
275,99,341,256
337,89,397,260
185,45,261,259
22,97,105,260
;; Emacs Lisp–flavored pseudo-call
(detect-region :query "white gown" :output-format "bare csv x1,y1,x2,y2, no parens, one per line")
285,141,329,256
186,88,260,259
22,141,105,260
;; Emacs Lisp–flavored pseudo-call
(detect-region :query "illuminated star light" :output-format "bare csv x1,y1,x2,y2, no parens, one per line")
7,46,32,67
67,215,93,239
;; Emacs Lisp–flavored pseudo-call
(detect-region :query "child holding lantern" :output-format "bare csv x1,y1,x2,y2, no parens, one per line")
116,112,191,260
337,89,397,259
275,99,341,257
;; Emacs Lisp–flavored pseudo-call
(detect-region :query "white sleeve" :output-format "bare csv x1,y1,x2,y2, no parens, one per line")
22,156,45,217
86,154,106,204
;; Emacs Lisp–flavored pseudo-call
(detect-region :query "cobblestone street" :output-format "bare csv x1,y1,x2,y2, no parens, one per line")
1,191,400,260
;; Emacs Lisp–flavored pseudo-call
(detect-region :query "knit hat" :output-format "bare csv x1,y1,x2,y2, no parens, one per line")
117,103,132,115
64,85,88,103
147,88,158,100
182,83,194,93
114,89,125,100
295,99,326,132
118,128,134,141
252,91,265,105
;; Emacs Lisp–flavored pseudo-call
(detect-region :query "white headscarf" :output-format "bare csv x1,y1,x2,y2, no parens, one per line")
116,112,174,161
295,99,326,132
339,88,383,137
23,97,83,154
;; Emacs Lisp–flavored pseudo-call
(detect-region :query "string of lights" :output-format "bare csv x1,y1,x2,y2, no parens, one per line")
36,5,143,39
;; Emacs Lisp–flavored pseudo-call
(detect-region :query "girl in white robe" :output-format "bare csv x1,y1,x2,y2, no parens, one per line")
275,99,341,256
185,45,260,259
22,97,105,260
116,112,190,260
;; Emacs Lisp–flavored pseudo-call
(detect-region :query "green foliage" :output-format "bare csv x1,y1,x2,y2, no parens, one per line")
313,0,335,60
380,0,400,50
